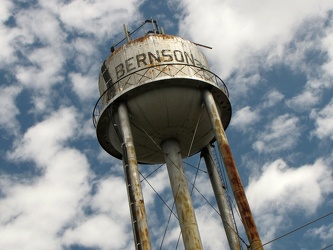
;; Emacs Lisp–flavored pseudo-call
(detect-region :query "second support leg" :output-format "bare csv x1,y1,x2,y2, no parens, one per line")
162,139,203,250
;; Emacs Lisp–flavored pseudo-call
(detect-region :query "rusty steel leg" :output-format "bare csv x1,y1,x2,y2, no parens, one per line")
162,139,203,250
201,145,241,250
118,102,152,250
203,90,263,250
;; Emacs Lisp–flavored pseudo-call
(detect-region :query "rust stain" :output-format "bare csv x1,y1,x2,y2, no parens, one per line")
109,34,180,58
206,93,263,248
128,34,178,45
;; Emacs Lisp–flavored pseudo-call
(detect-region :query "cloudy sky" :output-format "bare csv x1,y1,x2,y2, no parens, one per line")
1,0,333,249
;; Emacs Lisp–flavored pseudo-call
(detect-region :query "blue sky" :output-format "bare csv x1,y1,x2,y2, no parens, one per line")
0,0,333,249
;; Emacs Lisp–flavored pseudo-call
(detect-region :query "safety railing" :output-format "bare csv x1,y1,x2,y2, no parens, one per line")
93,63,229,127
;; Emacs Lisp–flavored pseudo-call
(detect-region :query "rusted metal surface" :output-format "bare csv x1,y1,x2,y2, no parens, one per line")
110,34,194,57
99,34,210,100
162,139,203,250
201,146,241,250
117,103,152,250
94,33,232,165
203,90,263,250
93,64,231,164
93,63,229,127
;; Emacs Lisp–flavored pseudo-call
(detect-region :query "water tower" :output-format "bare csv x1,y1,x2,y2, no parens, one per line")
93,19,263,250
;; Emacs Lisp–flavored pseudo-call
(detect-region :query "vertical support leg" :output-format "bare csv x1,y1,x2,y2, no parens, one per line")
201,145,241,250
162,139,203,250
203,90,263,250
117,102,152,250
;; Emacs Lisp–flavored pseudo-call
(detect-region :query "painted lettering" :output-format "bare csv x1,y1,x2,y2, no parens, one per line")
161,49,173,62
184,52,195,66
194,59,203,68
136,53,147,67
114,49,204,78
148,51,161,64
174,50,184,62
115,63,125,79
125,57,135,73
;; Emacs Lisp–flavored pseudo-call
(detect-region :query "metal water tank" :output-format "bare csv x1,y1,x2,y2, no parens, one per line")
94,33,231,164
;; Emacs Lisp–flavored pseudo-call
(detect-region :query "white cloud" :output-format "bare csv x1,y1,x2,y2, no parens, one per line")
57,0,144,40
8,107,79,167
0,0,144,114
0,1,15,65
307,77,333,91
142,166,170,206
0,27,15,65
62,214,132,250
1,1,332,249
230,106,260,131
91,176,130,219
322,24,333,76
247,158,333,243
253,114,300,153
15,46,66,90
248,158,333,213
262,90,284,109
196,205,228,249
70,73,97,101
0,107,92,250
279,17,328,75
306,223,333,245
80,118,96,139
4,8,67,113
71,37,100,73
15,7,66,46
177,0,333,78
311,99,333,140
174,0,333,122
286,90,320,111
97,148,116,163
227,73,262,100
0,85,22,135
60,175,134,249
0,104,137,250
1,104,140,249
0,0,12,22
159,220,183,249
